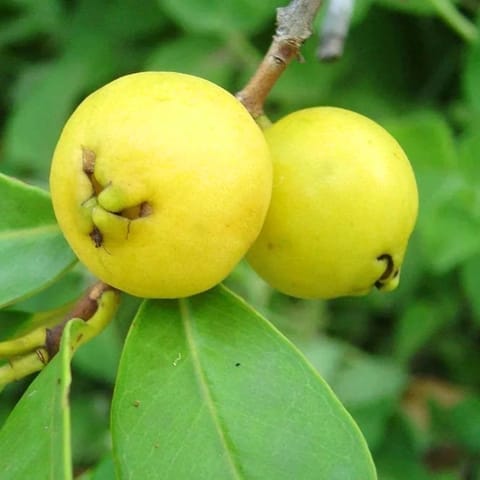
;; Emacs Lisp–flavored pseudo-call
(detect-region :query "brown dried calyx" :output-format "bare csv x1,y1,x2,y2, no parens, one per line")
375,253,399,289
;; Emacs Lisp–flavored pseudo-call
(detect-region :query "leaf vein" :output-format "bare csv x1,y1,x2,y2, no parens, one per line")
180,298,244,480
0,224,60,240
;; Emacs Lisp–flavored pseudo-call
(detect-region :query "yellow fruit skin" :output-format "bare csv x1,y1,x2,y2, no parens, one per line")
247,107,418,299
50,72,272,298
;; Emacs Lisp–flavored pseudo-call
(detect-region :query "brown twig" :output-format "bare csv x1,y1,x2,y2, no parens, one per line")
45,281,115,358
236,0,323,118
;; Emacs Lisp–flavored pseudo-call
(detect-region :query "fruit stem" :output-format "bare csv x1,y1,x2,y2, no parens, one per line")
0,349,49,389
256,114,273,130
236,0,323,118
0,328,46,358
45,281,118,358
0,281,119,388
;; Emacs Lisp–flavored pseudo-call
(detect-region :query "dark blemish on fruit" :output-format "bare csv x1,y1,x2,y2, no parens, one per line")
267,242,274,250
235,362,241,367
375,254,394,289
133,400,140,407
90,226,103,248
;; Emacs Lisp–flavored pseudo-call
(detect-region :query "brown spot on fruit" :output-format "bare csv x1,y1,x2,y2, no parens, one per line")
89,226,103,248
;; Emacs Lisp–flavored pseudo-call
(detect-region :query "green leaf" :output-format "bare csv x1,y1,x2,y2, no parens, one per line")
2,2,138,179
441,397,480,452
460,253,480,327
381,111,480,272
0,310,32,341
374,0,437,15
420,197,480,272
3,58,92,177
458,120,480,183
112,285,376,479
426,0,478,43
145,36,234,88
301,337,406,451
383,110,458,172
159,0,277,35
8,268,87,314
379,0,478,42
0,319,84,480
332,355,406,408
393,300,453,362
0,0,63,47
464,36,480,111
0,174,76,308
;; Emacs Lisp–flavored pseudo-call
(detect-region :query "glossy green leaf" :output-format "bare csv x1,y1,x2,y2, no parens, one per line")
301,337,406,451
112,285,376,480
159,0,277,35
0,319,85,480
0,174,76,308
8,268,87,314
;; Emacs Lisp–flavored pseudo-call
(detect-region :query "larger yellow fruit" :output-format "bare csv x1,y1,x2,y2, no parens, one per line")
50,72,272,298
247,107,418,299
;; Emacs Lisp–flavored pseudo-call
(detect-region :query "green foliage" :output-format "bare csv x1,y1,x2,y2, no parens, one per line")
112,286,375,479
0,319,83,480
1,0,480,478
0,174,76,308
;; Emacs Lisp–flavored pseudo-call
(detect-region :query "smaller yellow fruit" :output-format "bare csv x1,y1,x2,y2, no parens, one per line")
247,107,418,299
50,72,272,298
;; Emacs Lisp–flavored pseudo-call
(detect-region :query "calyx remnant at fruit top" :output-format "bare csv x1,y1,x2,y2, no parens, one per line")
81,146,152,249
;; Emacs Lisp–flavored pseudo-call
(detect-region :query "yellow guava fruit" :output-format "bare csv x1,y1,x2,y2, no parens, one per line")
50,72,272,298
247,107,418,299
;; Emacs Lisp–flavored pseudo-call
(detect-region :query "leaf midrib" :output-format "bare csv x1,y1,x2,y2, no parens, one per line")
179,298,243,480
0,224,59,241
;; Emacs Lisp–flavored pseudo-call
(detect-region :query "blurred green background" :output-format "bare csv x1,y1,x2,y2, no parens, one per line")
1,0,480,478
